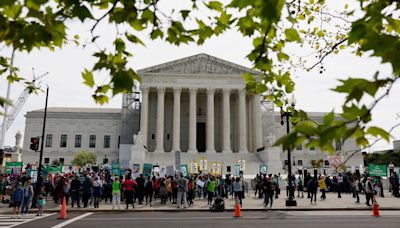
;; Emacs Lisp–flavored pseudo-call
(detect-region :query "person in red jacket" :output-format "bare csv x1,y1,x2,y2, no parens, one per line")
122,175,137,209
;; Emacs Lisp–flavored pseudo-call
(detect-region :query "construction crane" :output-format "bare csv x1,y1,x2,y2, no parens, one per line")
0,69,48,148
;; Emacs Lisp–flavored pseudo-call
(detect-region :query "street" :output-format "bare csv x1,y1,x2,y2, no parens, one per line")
11,211,400,228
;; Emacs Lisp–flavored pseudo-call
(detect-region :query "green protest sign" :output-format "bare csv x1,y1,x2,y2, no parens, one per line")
6,162,23,175
111,163,121,176
260,165,268,174
368,164,387,177
143,163,153,177
46,165,62,174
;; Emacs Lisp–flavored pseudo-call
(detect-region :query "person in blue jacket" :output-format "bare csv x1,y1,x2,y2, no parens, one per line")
11,183,24,218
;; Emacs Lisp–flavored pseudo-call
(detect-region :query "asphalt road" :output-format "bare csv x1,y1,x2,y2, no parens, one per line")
15,211,400,228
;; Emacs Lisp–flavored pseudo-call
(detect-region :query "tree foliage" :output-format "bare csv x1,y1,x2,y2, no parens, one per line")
71,150,97,166
365,150,400,165
0,0,399,153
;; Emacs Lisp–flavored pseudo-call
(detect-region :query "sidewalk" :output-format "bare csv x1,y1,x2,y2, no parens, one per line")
1,191,399,213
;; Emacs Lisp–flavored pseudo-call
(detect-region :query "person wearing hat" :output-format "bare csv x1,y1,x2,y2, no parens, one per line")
364,177,374,206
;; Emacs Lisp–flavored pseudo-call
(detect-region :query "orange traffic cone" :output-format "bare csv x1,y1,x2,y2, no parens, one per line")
59,197,67,219
234,196,241,218
372,195,380,218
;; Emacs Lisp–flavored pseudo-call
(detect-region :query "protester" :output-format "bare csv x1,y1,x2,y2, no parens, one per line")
297,176,304,198
82,173,92,208
308,176,318,204
207,177,216,205
70,174,81,208
145,176,154,206
92,177,102,208
176,174,188,209
353,176,360,203
122,175,136,209
365,177,374,206
319,175,327,200
112,177,121,210
233,177,243,207
11,183,23,218
36,186,46,216
21,179,34,216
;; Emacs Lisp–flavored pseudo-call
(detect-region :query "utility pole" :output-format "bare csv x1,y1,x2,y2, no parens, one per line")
35,86,49,198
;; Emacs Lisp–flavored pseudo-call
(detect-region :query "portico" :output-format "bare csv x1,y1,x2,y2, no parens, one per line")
138,54,263,154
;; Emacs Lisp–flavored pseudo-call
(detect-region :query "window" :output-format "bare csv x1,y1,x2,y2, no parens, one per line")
75,135,82,148
324,160,330,166
335,140,342,151
296,144,302,150
298,160,303,166
60,135,67,147
89,135,96,148
284,160,288,165
104,135,111,148
310,146,315,150
45,134,53,147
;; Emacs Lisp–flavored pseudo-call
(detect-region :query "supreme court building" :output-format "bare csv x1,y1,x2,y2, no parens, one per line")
22,54,363,175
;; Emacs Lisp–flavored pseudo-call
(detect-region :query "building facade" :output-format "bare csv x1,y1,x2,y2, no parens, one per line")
21,54,363,175
22,108,121,165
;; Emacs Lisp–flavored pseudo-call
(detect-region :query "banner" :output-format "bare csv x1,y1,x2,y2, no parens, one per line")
111,163,121,176
29,170,38,183
143,163,153,177
46,165,63,174
180,165,189,177
211,162,222,175
153,165,160,174
260,165,268,174
233,164,241,177
189,162,198,174
368,164,387,177
238,160,246,171
199,159,208,171
166,165,174,177
132,164,140,179
5,161,23,176
159,165,167,177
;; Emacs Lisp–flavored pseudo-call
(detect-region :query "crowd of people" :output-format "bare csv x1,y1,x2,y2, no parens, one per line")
253,171,394,207
0,169,400,217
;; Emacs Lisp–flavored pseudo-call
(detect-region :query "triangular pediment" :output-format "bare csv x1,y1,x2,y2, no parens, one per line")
138,53,258,75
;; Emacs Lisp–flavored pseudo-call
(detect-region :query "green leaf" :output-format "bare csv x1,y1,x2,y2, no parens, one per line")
126,33,145,46
208,1,223,11
114,38,125,52
367,126,390,142
285,28,301,42
72,5,93,22
294,120,318,136
180,10,190,20
242,72,255,83
82,69,95,87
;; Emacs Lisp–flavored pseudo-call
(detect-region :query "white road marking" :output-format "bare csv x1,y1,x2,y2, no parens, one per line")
0,213,55,228
51,212,93,228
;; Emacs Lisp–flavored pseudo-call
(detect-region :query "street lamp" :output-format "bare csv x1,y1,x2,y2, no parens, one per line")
280,95,297,206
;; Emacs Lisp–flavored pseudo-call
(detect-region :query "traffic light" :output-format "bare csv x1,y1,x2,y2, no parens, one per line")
30,137,40,151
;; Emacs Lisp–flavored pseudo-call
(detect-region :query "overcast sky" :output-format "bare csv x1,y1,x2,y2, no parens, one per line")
0,0,399,151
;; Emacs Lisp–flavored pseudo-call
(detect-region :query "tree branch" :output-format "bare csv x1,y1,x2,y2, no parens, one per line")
343,121,400,164
91,0,120,35
307,38,347,71
254,24,272,65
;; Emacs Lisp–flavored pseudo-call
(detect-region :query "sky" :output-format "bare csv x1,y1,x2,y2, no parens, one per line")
0,0,399,152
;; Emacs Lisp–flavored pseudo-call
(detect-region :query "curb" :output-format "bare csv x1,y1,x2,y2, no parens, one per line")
37,207,400,213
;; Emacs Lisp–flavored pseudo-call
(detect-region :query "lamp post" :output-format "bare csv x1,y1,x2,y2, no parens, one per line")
280,95,297,206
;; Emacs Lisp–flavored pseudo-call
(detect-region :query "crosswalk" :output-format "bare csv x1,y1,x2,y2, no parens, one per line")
0,213,53,228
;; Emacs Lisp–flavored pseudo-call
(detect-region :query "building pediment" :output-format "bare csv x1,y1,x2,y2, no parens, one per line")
138,53,259,75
